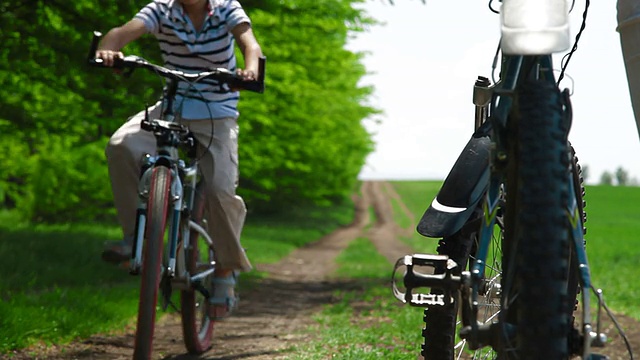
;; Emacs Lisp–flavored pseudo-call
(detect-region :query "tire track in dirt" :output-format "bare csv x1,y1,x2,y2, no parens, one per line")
381,181,416,236
362,181,415,265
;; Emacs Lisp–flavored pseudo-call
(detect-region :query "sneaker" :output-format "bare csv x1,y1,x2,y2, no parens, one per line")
207,270,239,320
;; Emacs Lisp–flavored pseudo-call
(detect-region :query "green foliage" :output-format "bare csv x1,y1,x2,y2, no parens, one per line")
0,0,377,221
0,0,161,221
237,0,377,211
28,137,114,222
0,134,34,210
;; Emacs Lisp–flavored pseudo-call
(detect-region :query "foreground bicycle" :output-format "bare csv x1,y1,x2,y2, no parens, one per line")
87,31,265,359
392,1,634,359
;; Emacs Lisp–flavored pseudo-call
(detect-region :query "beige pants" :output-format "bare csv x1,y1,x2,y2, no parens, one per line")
105,103,252,272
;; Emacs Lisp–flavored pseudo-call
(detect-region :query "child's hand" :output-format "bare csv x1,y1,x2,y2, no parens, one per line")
96,50,124,67
235,68,257,81
231,69,257,91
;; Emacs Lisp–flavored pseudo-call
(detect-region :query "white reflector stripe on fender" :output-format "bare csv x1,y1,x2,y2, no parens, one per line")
431,198,467,213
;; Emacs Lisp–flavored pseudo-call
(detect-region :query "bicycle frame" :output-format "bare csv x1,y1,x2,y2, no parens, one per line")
128,104,216,295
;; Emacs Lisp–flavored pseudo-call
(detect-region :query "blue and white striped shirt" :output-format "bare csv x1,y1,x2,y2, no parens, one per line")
135,0,250,119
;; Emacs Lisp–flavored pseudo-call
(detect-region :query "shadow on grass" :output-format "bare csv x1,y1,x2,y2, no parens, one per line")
0,223,133,294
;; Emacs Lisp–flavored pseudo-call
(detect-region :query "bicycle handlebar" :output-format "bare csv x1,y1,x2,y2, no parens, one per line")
87,31,265,93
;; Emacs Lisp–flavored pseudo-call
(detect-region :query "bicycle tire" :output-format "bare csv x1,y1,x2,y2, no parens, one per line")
421,226,474,360
422,209,502,360
504,79,573,359
181,184,215,353
133,166,172,360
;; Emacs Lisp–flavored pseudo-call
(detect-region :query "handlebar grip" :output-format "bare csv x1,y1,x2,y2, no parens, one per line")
242,80,265,93
140,119,155,132
240,56,266,93
88,31,103,65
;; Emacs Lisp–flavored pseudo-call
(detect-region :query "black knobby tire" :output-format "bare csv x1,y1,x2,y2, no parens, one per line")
181,185,215,353
421,217,477,360
133,166,172,360
505,80,573,359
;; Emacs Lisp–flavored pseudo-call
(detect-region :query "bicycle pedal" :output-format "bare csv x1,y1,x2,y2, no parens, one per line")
392,254,464,307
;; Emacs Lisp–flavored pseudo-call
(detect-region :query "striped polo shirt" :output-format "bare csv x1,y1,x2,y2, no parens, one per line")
135,0,250,119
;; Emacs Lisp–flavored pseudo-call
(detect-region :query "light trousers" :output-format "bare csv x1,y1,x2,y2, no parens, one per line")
105,103,252,272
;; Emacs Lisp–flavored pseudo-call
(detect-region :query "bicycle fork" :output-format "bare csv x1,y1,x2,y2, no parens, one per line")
129,155,217,296
129,155,179,276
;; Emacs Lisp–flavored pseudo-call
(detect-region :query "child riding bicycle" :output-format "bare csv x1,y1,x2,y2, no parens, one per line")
96,0,263,320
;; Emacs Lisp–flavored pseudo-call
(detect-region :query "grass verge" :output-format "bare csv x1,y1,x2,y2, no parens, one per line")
388,180,442,253
291,237,424,359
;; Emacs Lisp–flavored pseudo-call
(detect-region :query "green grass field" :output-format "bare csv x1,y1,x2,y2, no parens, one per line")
579,185,640,319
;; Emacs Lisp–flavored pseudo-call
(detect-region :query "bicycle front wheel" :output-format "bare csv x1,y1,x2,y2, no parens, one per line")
181,184,215,353
134,166,172,360
503,79,574,359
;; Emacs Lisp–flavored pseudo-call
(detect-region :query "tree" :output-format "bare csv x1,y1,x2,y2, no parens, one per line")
615,166,629,186
580,164,590,184
599,171,614,186
236,0,377,211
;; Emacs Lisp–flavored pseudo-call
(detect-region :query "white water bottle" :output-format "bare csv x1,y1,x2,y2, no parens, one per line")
500,0,571,55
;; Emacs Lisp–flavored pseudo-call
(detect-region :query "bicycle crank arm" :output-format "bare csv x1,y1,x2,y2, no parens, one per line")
392,254,467,307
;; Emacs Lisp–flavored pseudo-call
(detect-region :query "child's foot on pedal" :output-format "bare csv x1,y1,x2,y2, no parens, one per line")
208,269,238,320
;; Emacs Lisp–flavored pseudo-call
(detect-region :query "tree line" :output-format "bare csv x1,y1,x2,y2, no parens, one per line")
0,0,377,222
598,166,639,186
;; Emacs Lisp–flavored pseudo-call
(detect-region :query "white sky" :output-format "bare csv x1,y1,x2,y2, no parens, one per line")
349,0,640,185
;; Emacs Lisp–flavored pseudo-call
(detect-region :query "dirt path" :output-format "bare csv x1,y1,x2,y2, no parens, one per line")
363,181,414,265
8,181,639,360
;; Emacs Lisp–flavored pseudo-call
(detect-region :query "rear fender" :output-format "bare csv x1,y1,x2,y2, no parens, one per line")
417,126,491,238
